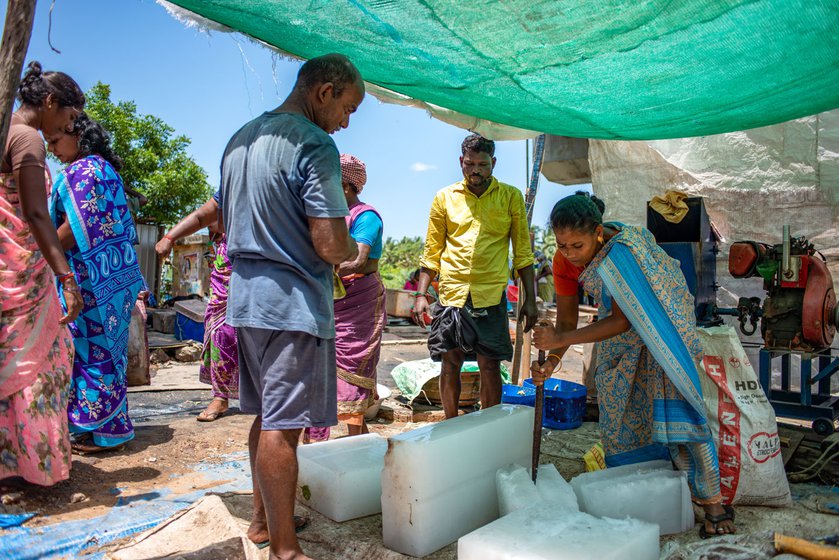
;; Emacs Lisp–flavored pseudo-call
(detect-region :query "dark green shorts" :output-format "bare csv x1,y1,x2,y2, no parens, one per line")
427,293,513,362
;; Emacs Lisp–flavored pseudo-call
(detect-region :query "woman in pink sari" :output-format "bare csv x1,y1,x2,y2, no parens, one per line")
305,154,386,442
0,62,84,485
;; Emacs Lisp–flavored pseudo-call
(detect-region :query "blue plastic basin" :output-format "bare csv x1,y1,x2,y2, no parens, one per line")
500,384,536,406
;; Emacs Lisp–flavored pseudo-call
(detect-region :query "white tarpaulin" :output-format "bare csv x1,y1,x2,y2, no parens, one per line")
590,109,839,309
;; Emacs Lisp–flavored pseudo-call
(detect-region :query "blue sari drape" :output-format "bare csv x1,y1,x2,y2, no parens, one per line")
580,225,721,500
49,155,144,447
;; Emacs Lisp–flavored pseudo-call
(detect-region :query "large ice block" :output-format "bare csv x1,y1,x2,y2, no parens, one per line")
497,465,541,516
570,459,673,511
296,433,387,522
574,469,694,535
458,503,660,560
535,463,579,511
381,404,533,557
497,464,578,517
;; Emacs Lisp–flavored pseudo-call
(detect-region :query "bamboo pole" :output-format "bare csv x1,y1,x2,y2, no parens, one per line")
510,134,546,385
0,0,37,151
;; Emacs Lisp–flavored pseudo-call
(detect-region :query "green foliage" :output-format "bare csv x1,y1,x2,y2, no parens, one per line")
379,236,424,289
531,225,556,259
84,83,212,225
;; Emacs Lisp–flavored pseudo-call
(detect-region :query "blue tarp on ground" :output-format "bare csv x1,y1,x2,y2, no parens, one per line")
0,454,251,560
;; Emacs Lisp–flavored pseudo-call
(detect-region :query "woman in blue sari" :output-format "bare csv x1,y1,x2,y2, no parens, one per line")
532,193,735,538
48,114,144,453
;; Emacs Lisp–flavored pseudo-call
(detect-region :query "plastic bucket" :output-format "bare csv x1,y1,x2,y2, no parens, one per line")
523,378,586,430
501,384,536,406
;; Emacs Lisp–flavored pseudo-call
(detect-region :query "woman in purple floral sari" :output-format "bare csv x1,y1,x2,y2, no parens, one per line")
156,194,238,422
49,114,144,453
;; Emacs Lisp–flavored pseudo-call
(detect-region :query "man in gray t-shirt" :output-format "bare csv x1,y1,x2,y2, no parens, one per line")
219,53,364,559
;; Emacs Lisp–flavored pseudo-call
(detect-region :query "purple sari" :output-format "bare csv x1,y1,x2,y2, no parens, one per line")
306,203,386,441
199,238,238,399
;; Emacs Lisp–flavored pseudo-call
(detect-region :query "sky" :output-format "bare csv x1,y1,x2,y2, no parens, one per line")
8,0,589,239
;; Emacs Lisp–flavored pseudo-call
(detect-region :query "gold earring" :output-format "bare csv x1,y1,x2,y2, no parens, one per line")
597,234,604,244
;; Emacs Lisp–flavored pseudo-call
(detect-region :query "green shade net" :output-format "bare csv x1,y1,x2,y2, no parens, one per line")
165,0,839,140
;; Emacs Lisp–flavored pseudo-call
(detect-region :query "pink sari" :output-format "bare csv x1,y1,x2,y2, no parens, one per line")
0,170,74,485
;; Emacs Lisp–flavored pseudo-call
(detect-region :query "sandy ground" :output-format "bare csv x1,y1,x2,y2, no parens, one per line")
2,335,837,559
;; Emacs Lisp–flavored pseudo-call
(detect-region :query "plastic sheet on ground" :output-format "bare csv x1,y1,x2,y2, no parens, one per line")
105,495,261,560
0,454,252,560
0,513,36,529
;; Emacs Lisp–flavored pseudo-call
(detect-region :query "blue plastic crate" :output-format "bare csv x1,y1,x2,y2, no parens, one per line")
173,299,206,342
523,378,586,430
174,312,205,342
501,384,536,406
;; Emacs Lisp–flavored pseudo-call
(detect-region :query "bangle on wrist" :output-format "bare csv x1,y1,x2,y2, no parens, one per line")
547,353,563,371
163,234,175,242
57,272,75,283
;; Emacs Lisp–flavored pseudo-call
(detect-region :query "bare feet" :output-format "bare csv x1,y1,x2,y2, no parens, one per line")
197,397,228,422
248,515,309,545
700,503,736,538
247,515,269,546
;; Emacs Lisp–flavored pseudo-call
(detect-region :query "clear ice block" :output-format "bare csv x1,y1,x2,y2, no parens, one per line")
458,504,660,560
381,404,534,557
574,468,694,535
569,460,673,511
296,433,387,522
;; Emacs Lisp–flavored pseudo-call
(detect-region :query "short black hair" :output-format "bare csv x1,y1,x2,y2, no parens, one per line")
296,53,362,98
74,113,123,171
461,133,495,157
549,191,605,234
17,61,85,109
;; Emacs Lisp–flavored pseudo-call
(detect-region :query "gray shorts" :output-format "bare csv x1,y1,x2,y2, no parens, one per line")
237,327,337,431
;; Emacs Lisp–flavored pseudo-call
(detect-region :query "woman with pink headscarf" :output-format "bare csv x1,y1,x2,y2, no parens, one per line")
305,154,385,441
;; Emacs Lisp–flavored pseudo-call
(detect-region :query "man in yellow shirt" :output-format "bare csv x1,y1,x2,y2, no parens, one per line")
413,134,537,419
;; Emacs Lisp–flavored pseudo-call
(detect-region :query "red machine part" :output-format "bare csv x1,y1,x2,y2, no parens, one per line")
780,255,810,289
729,241,763,278
729,242,757,278
802,257,837,348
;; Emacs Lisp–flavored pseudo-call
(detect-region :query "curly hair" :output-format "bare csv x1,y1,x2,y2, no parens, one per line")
17,61,85,109
296,53,362,98
74,113,123,171
549,191,606,234
461,133,495,157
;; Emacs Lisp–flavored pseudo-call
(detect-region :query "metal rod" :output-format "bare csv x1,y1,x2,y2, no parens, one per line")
512,135,546,385
781,224,792,279
532,349,545,482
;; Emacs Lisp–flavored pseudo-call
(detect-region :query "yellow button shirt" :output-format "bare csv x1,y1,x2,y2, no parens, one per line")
420,177,534,308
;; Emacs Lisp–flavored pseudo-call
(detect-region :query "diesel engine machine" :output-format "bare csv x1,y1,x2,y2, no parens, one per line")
647,199,839,435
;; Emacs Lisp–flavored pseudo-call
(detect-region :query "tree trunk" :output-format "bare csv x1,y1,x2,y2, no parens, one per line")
0,0,37,152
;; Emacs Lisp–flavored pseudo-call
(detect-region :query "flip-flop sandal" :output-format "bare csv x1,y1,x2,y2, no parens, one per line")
698,504,735,539
196,409,226,422
71,442,125,455
253,516,310,549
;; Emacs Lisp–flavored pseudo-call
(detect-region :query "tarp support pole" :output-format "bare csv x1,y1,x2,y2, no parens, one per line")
512,133,546,385
0,0,37,151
